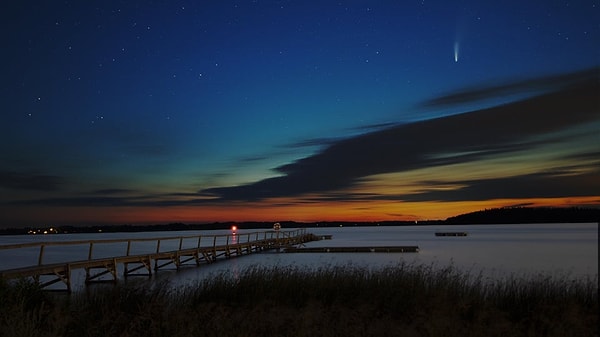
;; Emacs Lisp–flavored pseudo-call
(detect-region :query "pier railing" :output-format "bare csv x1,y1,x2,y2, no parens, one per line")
0,229,312,291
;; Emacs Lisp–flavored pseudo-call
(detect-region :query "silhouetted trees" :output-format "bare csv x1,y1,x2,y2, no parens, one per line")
445,207,600,224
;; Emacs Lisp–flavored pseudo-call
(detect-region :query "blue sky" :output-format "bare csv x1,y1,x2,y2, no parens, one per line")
1,1,599,226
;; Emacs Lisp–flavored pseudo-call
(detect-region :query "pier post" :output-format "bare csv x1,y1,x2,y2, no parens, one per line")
37,244,45,265
88,242,94,260
155,239,161,270
195,236,203,266
225,235,231,258
212,236,217,261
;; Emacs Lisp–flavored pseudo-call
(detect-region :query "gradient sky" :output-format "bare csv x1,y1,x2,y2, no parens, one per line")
1,1,599,227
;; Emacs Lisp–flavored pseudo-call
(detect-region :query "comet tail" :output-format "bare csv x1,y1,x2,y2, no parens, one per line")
454,41,459,62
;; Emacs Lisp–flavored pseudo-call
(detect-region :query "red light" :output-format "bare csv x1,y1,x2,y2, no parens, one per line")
231,225,237,232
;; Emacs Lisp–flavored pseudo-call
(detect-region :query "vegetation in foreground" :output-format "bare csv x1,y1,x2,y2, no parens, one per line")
0,263,597,337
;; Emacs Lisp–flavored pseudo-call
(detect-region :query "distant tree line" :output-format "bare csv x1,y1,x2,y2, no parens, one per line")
0,220,441,235
0,207,597,235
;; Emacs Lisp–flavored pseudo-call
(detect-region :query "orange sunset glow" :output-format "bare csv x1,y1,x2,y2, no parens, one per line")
2,196,598,227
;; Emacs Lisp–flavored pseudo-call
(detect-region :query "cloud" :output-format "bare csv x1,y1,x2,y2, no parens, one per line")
284,123,401,150
2,189,212,208
284,137,341,149
400,165,600,202
0,171,64,191
203,68,600,202
90,189,136,195
420,67,598,108
350,121,401,132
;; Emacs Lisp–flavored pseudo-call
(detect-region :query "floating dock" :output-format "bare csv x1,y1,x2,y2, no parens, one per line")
434,232,468,237
284,246,419,253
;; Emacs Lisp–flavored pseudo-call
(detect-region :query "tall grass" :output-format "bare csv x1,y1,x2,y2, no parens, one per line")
1,263,597,337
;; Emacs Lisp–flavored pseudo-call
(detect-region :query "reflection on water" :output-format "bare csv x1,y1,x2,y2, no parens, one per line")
0,223,597,290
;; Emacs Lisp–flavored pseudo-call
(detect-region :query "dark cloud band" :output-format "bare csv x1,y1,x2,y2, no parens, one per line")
203,68,599,202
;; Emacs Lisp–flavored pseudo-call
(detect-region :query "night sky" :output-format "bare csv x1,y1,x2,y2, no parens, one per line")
1,1,599,227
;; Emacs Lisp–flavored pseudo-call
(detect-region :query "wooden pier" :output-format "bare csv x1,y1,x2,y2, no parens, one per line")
0,229,313,291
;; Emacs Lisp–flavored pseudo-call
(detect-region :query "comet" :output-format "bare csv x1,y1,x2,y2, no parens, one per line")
454,41,459,62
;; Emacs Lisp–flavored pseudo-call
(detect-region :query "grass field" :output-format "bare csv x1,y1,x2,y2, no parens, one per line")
1,263,597,337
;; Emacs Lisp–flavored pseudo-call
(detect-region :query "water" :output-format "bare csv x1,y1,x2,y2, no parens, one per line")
0,223,597,290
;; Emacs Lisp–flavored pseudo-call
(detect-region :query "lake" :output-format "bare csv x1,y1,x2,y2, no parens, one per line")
0,223,597,290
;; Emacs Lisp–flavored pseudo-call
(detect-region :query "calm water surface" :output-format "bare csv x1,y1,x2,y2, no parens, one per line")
0,223,597,290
